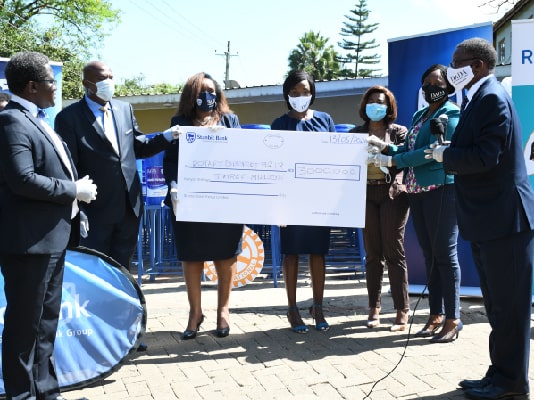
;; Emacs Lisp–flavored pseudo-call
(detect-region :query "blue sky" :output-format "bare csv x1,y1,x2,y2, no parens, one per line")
93,0,509,87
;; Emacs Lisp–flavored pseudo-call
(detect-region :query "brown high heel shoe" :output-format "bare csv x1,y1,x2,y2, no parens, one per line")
366,307,381,328
430,319,463,343
390,308,410,332
415,315,444,337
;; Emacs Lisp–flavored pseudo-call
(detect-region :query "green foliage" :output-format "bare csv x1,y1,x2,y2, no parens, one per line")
0,0,120,99
287,31,343,81
115,75,183,97
338,0,381,78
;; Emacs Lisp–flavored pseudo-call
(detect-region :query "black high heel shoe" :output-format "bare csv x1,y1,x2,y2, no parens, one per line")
430,320,463,343
415,316,444,337
309,304,330,331
215,326,230,338
182,315,205,340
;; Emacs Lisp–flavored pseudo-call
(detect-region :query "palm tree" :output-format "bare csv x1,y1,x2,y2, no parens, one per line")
288,31,342,81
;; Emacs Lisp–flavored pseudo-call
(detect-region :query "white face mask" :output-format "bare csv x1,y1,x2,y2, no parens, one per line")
288,95,312,113
446,66,474,91
94,78,115,102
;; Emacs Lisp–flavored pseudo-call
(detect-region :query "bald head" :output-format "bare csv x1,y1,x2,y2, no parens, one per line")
82,60,114,105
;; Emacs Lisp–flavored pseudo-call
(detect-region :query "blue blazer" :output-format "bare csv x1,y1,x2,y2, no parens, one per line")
55,97,171,223
390,101,460,187
0,101,78,254
443,76,534,242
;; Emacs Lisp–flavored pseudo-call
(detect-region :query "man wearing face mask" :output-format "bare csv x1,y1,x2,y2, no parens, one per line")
55,60,181,273
426,38,534,400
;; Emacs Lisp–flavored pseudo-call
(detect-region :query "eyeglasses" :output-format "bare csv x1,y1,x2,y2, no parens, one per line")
38,79,57,86
449,58,478,69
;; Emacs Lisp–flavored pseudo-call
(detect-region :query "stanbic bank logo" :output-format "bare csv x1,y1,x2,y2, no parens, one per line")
186,130,228,144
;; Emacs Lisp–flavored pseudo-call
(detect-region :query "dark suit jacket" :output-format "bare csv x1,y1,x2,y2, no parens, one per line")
0,101,78,254
55,97,171,224
443,76,534,242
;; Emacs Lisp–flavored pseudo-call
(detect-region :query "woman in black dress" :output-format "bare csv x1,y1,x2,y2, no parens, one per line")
271,70,336,333
163,72,243,339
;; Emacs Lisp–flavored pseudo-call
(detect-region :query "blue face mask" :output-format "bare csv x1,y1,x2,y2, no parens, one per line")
196,91,217,111
366,103,388,121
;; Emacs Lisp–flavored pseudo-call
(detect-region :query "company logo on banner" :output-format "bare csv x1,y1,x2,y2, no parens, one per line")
512,20,534,183
0,248,146,394
204,226,265,288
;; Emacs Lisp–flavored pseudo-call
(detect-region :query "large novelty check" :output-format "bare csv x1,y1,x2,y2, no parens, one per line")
176,127,368,227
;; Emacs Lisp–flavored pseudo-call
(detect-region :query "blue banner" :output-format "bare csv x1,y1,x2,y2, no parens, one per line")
0,248,147,394
388,23,493,128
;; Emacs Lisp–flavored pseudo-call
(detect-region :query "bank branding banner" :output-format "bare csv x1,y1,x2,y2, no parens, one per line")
0,248,146,394
512,20,534,185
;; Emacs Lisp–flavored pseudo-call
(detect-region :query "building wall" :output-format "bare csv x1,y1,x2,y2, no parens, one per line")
135,93,365,133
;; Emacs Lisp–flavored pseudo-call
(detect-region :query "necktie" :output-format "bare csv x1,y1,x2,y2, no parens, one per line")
100,105,119,154
460,94,469,113
37,108,47,119
37,108,79,218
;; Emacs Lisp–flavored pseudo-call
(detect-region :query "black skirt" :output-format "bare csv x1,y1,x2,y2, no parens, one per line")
172,220,243,261
280,225,331,255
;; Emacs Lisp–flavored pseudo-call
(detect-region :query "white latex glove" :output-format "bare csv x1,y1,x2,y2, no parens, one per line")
170,180,179,213
163,125,184,142
367,135,388,151
369,153,392,167
367,144,381,155
424,141,450,163
80,210,89,238
75,175,97,203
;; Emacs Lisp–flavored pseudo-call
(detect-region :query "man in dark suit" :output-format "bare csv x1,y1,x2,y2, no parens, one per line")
55,61,178,270
0,51,96,400
427,38,534,400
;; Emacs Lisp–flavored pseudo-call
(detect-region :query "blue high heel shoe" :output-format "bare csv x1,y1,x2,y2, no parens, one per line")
182,314,205,340
309,304,330,332
287,307,309,334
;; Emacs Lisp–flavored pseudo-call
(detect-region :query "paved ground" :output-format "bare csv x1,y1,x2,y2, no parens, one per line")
62,268,533,400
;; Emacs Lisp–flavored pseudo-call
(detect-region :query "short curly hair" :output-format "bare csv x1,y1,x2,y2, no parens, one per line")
5,51,50,95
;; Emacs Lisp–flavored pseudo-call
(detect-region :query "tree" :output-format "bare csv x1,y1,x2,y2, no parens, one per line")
0,0,120,99
114,74,183,96
338,0,381,78
477,0,517,11
287,31,343,81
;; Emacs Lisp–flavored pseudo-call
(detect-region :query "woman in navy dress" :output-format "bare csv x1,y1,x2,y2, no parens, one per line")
271,70,336,333
163,72,243,339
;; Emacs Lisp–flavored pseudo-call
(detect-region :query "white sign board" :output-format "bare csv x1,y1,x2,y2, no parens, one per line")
176,127,368,227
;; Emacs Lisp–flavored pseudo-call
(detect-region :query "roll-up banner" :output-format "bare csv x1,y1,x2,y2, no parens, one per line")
0,248,147,394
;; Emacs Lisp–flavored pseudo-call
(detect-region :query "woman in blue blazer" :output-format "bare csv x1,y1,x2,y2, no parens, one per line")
370,64,461,342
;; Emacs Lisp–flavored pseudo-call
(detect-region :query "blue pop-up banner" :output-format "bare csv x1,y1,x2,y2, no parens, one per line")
0,248,147,394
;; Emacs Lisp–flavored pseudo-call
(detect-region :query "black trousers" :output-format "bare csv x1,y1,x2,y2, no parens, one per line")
81,196,140,269
471,229,534,394
0,251,66,400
